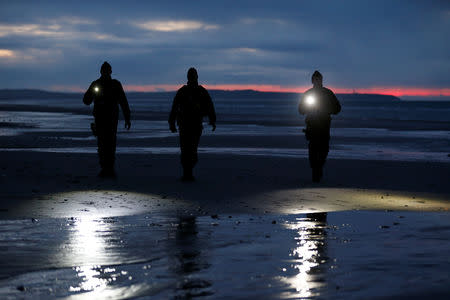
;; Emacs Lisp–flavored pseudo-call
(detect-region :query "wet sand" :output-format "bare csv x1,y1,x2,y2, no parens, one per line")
0,140,449,299
1,211,449,299
0,151,449,218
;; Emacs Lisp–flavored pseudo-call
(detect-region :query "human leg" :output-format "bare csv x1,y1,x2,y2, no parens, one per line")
96,118,118,177
308,138,329,182
179,127,202,181
308,140,318,182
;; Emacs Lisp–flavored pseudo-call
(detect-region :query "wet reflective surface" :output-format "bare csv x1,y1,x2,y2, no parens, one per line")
2,146,449,163
1,109,450,163
0,211,449,299
280,213,329,298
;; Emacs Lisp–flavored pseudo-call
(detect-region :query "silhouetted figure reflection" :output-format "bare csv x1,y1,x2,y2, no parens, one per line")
169,68,216,181
83,62,131,178
298,71,341,182
172,216,212,298
305,213,328,289
176,216,201,273
306,212,328,223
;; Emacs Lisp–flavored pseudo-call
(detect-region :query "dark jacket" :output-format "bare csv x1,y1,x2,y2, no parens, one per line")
169,83,216,129
298,87,341,116
83,76,130,123
298,86,341,138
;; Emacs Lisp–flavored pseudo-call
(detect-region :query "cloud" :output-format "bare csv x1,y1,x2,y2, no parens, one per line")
0,48,63,64
0,1,448,93
90,33,131,43
229,47,259,54
0,19,133,47
0,23,65,38
133,20,219,32
0,16,101,41
57,17,97,25
36,16,97,26
240,17,287,26
0,49,16,58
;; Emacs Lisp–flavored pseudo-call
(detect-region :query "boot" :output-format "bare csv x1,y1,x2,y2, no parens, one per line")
312,167,321,182
181,167,195,182
98,167,116,179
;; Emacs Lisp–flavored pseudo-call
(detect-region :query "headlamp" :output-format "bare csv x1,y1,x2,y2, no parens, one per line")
94,86,99,93
305,95,315,106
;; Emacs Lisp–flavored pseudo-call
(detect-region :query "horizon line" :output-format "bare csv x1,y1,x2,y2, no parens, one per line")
7,84,450,98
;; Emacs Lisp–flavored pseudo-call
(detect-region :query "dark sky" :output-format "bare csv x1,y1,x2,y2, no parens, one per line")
0,0,449,97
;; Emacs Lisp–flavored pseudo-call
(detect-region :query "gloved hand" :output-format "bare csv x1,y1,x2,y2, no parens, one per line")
211,123,216,132
125,120,131,130
170,123,177,133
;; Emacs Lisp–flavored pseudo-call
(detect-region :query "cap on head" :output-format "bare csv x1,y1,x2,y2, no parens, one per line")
187,67,198,81
312,70,322,81
100,61,112,75
311,70,323,86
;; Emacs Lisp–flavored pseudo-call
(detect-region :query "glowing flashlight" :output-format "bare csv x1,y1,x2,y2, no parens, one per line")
305,95,315,106
94,86,99,93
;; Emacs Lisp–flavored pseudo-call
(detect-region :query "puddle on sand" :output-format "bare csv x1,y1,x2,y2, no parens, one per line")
0,211,449,299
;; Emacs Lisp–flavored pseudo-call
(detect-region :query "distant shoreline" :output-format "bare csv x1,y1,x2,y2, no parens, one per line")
1,88,449,101
0,88,402,101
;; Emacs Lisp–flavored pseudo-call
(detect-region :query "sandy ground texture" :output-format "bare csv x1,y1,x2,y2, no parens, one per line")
0,151,449,219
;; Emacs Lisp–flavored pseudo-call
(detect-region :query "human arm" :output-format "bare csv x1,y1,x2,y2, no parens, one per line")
82,82,95,105
202,87,216,131
298,93,307,115
328,90,341,115
116,80,131,130
168,89,181,132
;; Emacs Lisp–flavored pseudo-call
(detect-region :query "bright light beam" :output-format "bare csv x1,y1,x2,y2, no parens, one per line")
305,96,315,106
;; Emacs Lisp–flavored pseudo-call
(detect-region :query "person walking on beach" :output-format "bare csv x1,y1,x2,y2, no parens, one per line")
298,70,341,182
169,67,216,181
83,61,131,178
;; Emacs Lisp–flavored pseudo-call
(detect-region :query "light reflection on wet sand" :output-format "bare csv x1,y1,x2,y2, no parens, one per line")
281,213,328,298
0,211,449,299
68,218,112,293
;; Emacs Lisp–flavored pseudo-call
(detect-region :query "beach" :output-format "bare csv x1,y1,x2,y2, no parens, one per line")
1,151,449,219
1,1,449,297
0,92,449,299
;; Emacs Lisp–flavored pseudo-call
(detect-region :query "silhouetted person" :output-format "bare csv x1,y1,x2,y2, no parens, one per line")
169,67,216,181
298,71,341,182
83,61,131,178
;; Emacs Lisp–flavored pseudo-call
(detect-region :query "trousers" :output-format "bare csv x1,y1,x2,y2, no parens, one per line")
95,116,118,170
179,127,202,170
308,137,330,169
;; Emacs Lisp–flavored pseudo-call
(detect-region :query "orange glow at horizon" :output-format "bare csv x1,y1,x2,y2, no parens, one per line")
329,87,450,97
49,84,450,97
123,84,450,97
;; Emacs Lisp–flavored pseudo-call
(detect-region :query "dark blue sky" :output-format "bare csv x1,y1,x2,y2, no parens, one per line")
0,0,449,97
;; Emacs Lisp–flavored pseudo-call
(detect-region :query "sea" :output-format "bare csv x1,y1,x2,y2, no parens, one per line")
0,90,449,163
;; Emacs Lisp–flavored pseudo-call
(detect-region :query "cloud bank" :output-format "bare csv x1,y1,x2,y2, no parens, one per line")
0,0,448,97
